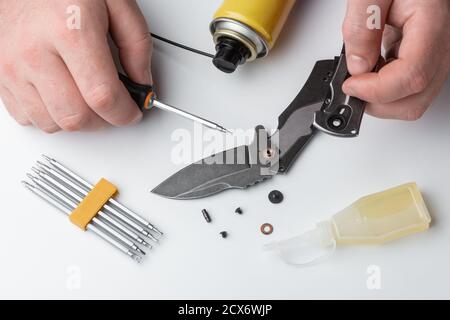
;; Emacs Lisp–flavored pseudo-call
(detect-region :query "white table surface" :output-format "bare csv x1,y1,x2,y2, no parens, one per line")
0,0,449,300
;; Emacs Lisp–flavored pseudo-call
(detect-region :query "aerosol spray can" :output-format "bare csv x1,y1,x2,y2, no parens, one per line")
210,0,296,73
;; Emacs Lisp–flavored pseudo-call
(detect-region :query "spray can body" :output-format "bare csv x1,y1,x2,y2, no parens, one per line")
211,0,296,73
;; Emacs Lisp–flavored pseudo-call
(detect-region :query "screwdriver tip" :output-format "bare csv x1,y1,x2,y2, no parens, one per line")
31,167,41,175
21,181,34,189
136,248,146,256
216,126,232,134
145,232,159,243
42,154,53,162
36,161,51,171
131,254,143,264
142,241,152,248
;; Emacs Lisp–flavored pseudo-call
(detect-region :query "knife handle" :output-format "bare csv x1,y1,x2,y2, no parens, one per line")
119,73,155,111
313,48,381,137
276,59,336,173
313,50,365,137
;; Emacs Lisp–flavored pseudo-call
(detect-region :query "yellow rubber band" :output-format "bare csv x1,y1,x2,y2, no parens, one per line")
69,178,118,231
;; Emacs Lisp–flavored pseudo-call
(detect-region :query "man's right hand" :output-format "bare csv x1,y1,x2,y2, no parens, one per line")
342,0,450,121
0,0,152,132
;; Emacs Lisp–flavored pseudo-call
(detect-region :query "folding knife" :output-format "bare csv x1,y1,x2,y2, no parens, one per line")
152,47,368,200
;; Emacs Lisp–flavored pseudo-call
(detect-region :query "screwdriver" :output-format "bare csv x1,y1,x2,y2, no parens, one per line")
119,74,230,133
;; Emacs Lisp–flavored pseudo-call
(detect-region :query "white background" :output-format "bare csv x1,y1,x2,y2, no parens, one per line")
0,0,449,299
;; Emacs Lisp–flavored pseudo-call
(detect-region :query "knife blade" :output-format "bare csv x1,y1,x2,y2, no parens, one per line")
152,126,275,199
152,59,338,199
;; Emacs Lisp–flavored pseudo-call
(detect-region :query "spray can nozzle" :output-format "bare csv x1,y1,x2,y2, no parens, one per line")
213,37,251,73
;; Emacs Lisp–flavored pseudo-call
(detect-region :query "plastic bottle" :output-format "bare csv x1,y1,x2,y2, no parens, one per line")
265,183,432,266
210,0,296,73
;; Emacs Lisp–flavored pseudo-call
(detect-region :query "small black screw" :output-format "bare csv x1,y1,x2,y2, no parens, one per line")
202,209,212,223
235,207,243,215
268,190,284,204
219,231,228,238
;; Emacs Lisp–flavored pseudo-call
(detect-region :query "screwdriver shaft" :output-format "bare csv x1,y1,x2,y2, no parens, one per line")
153,100,230,134
42,155,163,236
28,174,145,255
22,182,142,262
89,222,141,262
32,168,155,247
35,161,158,242
120,73,228,133
35,166,152,246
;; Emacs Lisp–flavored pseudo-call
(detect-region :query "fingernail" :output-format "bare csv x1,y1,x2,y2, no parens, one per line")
130,112,143,125
348,55,370,75
142,69,152,85
342,81,356,96
147,69,153,85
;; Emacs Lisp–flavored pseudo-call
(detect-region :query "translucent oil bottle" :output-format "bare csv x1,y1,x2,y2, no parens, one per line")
265,183,432,266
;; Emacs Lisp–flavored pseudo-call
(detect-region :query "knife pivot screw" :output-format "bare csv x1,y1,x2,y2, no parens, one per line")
202,209,212,223
268,190,284,204
219,231,228,239
265,149,273,157
328,115,346,130
262,148,277,164
235,207,243,215
325,98,331,105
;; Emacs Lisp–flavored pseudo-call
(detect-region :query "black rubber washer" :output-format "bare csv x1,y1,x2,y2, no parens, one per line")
268,190,284,204
219,231,228,239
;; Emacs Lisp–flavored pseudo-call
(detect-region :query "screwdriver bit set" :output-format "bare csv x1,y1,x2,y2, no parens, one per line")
22,155,163,263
